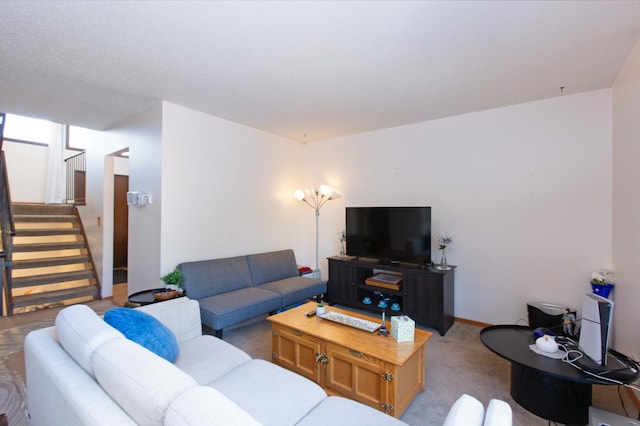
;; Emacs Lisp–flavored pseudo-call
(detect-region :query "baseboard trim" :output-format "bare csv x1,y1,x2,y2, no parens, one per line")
454,316,492,328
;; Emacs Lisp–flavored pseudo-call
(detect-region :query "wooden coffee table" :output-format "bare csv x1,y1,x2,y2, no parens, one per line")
267,302,432,418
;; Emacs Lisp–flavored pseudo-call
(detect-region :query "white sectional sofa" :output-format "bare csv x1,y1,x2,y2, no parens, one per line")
24,297,408,425
24,297,512,425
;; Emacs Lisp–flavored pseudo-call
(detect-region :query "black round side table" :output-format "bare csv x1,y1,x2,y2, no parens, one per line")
480,325,638,425
127,288,183,306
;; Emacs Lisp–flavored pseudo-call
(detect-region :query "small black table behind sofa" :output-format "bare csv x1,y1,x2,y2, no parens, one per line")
178,249,326,338
480,325,639,425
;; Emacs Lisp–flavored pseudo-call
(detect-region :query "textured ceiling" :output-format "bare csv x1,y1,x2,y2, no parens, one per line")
1,1,640,142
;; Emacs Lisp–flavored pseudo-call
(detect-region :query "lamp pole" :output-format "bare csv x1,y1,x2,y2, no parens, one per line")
294,185,340,277
315,207,320,274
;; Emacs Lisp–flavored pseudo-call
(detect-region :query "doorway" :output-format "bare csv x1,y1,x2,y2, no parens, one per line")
113,174,129,285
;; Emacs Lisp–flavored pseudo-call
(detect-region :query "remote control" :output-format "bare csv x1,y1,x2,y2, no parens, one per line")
305,310,316,317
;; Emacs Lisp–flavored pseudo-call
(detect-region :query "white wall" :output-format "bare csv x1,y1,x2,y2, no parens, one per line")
3,141,47,202
302,90,613,325
70,101,312,297
116,104,163,295
113,156,129,175
70,103,162,297
74,92,611,325
5,88,622,333
69,127,128,298
612,39,640,356
159,103,309,274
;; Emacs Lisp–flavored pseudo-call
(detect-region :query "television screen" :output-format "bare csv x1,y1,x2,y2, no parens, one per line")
346,207,431,264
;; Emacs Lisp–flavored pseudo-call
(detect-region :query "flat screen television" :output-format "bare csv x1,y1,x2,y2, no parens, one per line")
345,206,431,265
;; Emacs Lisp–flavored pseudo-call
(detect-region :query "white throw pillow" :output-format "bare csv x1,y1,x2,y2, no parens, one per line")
443,394,485,426
55,304,124,377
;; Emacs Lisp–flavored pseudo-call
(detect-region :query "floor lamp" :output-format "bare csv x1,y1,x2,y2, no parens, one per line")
294,185,340,278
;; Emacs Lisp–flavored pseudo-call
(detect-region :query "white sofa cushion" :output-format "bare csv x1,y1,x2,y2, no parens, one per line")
297,396,408,426
137,297,203,343
55,304,124,377
25,327,137,426
443,394,485,426
484,399,513,426
93,338,197,425
174,335,251,385
211,359,327,426
165,386,261,426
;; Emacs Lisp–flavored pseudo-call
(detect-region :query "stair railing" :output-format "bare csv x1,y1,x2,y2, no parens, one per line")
74,206,101,296
65,151,86,205
0,113,16,315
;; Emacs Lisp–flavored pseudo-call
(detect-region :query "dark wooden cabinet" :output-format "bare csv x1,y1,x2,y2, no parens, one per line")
327,260,365,303
326,257,455,335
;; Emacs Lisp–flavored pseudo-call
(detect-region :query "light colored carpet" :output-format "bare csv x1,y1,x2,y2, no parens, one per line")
0,301,637,425
221,314,639,426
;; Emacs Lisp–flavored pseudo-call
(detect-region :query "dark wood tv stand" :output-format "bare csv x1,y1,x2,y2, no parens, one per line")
326,256,455,335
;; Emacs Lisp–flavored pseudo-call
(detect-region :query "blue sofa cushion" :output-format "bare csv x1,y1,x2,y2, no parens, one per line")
198,288,282,331
104,308,179,362
246,250,299,286
178,256,252,299
258,276,326,307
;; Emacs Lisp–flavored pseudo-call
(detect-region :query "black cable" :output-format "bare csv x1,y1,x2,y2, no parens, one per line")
618,385,630,417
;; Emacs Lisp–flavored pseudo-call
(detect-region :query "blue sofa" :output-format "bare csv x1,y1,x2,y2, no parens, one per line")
178,249,326,338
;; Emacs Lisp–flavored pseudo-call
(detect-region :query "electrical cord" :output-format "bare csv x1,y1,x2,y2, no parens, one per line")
526,317,640,418
527,316,638,388
617,385,630,418
558,343,640,393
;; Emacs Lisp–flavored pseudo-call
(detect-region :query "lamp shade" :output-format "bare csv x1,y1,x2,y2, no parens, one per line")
294,188,306,201
319,185,332,196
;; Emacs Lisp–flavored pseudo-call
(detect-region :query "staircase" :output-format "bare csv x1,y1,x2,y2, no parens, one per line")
9,203,100,314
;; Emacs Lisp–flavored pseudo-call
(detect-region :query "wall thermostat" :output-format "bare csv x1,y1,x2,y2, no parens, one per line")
127,191,150,208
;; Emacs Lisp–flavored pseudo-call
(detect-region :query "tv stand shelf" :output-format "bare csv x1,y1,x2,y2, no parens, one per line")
326,257,455,336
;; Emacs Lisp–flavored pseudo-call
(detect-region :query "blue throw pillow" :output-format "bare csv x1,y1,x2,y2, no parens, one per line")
104,308,179,362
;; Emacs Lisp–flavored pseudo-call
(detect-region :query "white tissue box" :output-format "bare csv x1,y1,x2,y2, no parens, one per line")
391,315,415,342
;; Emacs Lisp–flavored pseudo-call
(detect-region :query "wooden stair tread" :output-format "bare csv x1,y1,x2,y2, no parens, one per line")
14,214,77,223
13,241,86,252
12,255,90,269
11,204,75,215
12,286,99,308
7,202,101,315
14,228,81,236
12,270,94,288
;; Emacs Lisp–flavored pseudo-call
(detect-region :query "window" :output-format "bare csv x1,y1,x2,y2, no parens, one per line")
3,113,86,204
3,113,58,145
